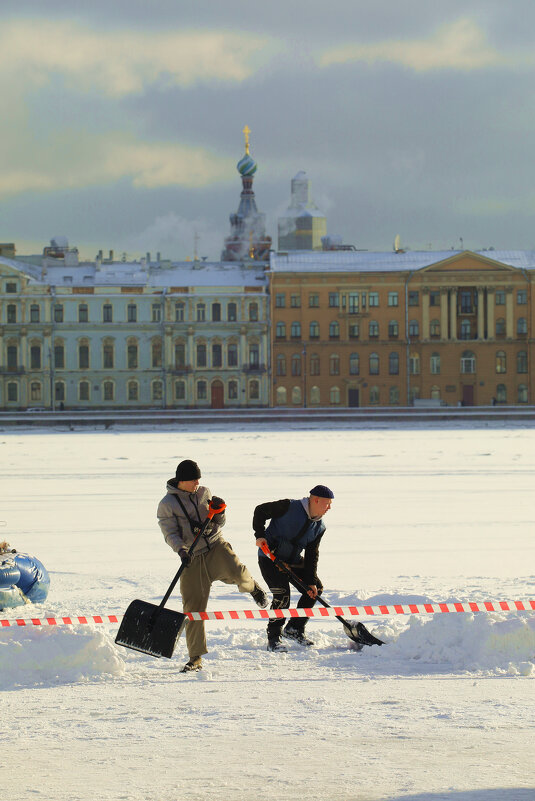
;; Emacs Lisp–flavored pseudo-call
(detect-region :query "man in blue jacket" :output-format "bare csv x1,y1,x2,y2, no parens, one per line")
253,485,334,652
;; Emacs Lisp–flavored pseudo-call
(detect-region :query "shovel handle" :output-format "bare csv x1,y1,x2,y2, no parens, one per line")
260,542,275,560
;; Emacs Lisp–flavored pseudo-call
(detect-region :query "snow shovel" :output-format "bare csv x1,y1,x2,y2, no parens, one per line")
115,498,226,659
260,543,384,649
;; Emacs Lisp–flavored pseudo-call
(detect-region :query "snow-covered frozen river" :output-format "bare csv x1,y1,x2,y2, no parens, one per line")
1,422,534,801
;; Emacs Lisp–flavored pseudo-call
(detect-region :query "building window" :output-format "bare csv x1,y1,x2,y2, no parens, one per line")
30,382,42,401
79,381,90,402
79,344,89,369
290,294,301,308
249,303,259,322
175,302,185,322
309,294,319,308
196,303,206,322
228,380,238,400
388,320,399,338
349,323,359,339
7,344,18,368
329,354,340,375
212,343,222,368
103,304,113,323
409,320,419,337
389,386,399,405
496,383,507,403
212,302,221,322
276,386,287,405
517,290,527,305
329,386,340,404
128,342,138,369
291,321,301,338
291,354,301,376
175,380,186,401
370,386,380,404
292,386,302,404
30,304,40,323
7,304,17,323
55,382,65,402
389,352,399,375
517,351,528,374
461,350,476,374
152,380,163,401
368,292,379,307
517,317,527,335
103,342,114,369
54,344,65,369
150,304,161,323
430,319,440,337
408,291,419,306
7,382,18,402
79,304,88,323
196,343,207,368
275,294,285,308
429,291,440,307
329,293,339,308
127,381,139,401
369,353,379,375
310,386,320,405
276,355,286,376
409,353,420,375
249,344,260,367
460,291,473,314
431,385,441,401
249,380,260,400
5,282,17,293
349,353,359,375
276,322,286,339
388,292,398,307
496,350,506,374
518,384,528,403
496,318,506,336
127,304,137,322
460,319,471,340
495,290,505,305
369,321,379,338
30,345,41,370
227,302,237,322
329,321,340,339
309,321,319,339
310,354,320,375
348,292,359,313
54,304,64,323
430,353,440,374
227,343,238,367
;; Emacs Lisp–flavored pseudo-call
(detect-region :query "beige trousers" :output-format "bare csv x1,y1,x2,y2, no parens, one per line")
179,539,256,658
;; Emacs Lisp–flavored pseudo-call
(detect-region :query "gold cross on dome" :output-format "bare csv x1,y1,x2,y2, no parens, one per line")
243,125,251,155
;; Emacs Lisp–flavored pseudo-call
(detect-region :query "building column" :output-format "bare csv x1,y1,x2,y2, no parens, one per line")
187,326,195,403
449,290,458,340
486,288,495,338
477,288,485,340
440,290,449,339
422,288,430,340
505,287,514,338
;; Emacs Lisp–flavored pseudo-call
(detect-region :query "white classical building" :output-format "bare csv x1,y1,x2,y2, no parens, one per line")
0,248,269,410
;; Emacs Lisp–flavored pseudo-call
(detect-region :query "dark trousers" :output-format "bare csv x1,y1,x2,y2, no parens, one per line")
258,556,323,640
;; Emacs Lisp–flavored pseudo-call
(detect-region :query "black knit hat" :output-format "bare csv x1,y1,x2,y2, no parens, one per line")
176,460,201,481
309,484,334,499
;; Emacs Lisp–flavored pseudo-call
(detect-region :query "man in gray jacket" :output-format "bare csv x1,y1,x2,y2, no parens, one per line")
157,459,267,672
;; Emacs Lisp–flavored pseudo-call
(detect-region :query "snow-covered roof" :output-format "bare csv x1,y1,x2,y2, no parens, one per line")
269,249,535,273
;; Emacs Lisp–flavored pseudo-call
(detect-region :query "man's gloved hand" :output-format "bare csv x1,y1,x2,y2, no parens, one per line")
210,496,225,510
178,548,192,567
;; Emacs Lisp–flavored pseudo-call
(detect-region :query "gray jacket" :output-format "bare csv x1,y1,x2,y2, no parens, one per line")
157,479,226,556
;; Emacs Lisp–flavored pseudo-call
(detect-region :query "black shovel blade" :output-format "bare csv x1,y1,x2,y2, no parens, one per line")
115,599,187,659
342,619,384,648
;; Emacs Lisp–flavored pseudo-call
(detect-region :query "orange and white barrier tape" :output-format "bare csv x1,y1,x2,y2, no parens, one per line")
0,600,534,628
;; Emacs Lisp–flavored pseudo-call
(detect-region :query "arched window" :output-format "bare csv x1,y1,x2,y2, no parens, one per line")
227,302,237,322
174,341,186,369
496,384,507,403
518,384,528,403
152,339,162,368
127,340,138,370
329,386,340,404
389,352,399,375
79,381,90,402
292,386,302,405
54,382,65,402
276,355,286,376
309,321,320,339
409,320,419,337
30,344,41,369
7,382,18,402
152,380,163,401
228,380,238,400
196,343,207,368
30,382,42,401
291,354,301,376
227,342,238,367
103,380,114,401
212,302,221,322
369,320,379,338
54,343,65,369
430,319,440,337
127,381,139,401
369,386,379,404
103,339,114,369
329,354,340,375
329,321,340,339
196,303,206,322
7,343,18,368
461,350,476,374
430,353,440,374
310,386,320,405
517,351,528,374
310,354,320,375
175,380,186,401
79,340,90,369
496,351,506,374
431,385,441,400
249,379,260,399
291,321,301,338
276,322,286,338
276,386,287,405
388,320,399,338
197,380,207,401
212,343,222,368
349,353,359,375
369,353,379,375
389,386,399,405
248,303,259,322
517,317,527,335
409,353,420,375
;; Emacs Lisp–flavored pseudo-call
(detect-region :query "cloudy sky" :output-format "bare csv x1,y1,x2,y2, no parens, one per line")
2,1,535,261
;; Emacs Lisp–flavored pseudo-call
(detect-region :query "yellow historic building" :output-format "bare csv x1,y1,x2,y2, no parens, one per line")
269,250,533,407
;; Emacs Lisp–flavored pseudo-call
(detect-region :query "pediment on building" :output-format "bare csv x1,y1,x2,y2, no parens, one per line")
419,251,522,275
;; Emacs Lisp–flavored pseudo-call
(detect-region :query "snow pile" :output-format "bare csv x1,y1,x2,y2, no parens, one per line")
384,611,535,674
0,625,125,688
